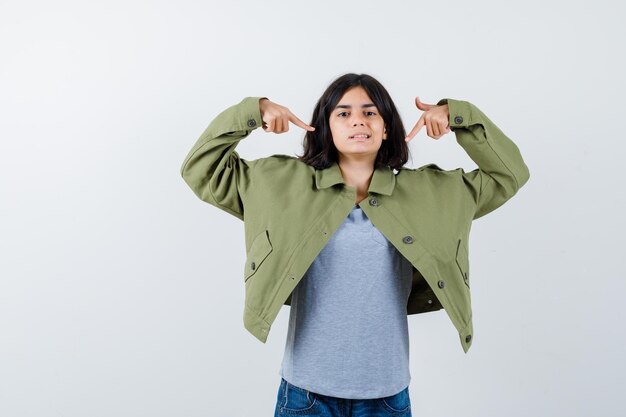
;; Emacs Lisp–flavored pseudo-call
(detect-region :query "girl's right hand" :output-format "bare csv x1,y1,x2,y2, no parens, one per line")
259,98,316,134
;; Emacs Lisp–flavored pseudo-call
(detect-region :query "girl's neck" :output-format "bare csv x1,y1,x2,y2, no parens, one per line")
337,157,375,204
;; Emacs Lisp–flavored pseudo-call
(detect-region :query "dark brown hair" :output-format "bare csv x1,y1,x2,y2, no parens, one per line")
297,73,409,170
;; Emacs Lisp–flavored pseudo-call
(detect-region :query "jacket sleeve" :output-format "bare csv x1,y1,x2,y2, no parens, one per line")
436,98,530,219
180,96,267,220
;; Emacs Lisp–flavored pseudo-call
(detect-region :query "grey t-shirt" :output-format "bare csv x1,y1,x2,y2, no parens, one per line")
279,203,414,399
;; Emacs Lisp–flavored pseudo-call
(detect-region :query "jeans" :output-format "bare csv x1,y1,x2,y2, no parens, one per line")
274,377,412,417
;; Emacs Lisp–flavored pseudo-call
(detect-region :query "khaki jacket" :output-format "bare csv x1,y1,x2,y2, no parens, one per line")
180,96,530,353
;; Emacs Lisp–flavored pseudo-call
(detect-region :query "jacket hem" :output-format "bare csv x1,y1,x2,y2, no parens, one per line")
459,318,474,353
243,303,271,343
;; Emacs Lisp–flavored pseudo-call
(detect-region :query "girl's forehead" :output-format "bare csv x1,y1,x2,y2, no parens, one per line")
339,86,369,100
335,87,376,109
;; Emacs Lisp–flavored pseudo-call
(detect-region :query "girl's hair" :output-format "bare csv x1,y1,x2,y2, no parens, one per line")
297,73,409,170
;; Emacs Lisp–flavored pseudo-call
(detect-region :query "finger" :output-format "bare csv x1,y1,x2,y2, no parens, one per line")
405,116,425,142
415,96,433,111
289,112,316,131
425,117,435,138
432,118,441,137
264,119,274,132
277,118,286,133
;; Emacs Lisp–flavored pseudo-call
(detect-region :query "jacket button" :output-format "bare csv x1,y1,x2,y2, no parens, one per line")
250,262,256,270
402,235,414,244
247,119,257,127
368,197,379,206
427,299,433,305
437,280,445,289
465,334,472,343
454,116,463,124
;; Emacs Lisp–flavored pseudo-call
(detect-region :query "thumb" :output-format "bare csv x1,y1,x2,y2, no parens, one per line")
414,96,433,111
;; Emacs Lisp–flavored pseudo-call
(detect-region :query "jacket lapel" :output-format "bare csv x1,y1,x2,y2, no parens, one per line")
315,161,396,196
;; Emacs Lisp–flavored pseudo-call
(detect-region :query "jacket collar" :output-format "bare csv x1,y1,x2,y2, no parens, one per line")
314,161,396,196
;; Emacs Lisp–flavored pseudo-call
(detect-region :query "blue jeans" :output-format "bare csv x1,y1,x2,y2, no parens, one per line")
274,377,412,417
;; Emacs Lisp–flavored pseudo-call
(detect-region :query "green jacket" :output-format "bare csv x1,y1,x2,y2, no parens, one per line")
180,96,530,353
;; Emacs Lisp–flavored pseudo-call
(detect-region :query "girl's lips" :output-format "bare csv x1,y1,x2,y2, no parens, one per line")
348,134,371,140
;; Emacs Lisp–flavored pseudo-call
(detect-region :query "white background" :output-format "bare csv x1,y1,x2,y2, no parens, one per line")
1,0,624,416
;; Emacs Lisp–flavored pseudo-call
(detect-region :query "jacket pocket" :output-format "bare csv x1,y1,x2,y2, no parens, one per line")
455,238,470,288
244,230,273,283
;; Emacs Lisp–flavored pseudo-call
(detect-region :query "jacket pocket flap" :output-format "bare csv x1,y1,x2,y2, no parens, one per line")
455,238,470,287
244,230,273,282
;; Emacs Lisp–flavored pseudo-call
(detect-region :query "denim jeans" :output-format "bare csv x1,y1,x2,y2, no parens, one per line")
274,377,412,417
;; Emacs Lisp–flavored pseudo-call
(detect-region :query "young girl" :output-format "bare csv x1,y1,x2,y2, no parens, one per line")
180,73,530,417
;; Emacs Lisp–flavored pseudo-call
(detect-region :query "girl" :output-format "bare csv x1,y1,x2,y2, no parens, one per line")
180,73,530,417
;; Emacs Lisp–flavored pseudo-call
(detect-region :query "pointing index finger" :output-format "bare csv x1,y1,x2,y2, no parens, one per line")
405,116,425,142
289,112,315,131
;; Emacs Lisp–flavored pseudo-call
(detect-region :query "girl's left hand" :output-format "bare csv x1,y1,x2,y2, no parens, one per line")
405,96,451,142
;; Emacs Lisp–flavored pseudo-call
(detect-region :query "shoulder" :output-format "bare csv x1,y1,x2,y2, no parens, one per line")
396,163,467,189
398,163,463,175
253,154,314,173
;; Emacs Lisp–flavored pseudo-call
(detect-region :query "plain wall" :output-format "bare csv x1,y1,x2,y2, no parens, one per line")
1,0,624,416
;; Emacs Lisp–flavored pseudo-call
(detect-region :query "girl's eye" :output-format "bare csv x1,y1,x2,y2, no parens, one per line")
337,111,377,117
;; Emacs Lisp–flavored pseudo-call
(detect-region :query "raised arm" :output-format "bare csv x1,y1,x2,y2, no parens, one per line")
405,96,530,219
438,98,530,219
180,96,315,220
180,97,266,220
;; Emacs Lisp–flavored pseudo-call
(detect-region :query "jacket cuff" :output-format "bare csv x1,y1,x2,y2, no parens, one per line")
437,98,473,130
237,96,267,132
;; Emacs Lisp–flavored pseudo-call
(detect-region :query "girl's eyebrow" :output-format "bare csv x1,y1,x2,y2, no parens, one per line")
334,103,377,109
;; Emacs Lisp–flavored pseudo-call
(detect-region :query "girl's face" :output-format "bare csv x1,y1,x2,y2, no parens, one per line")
328,86,386,164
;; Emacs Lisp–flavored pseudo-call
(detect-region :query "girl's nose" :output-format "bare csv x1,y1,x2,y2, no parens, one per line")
352,117,365,126
351,113,366,125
